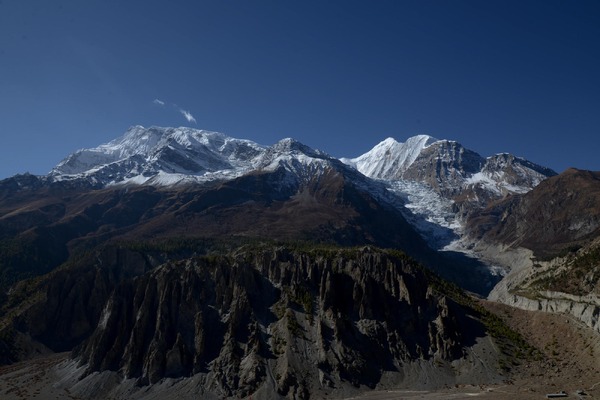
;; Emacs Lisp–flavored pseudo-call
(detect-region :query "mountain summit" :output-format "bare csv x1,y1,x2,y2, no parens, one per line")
340,135,557,250
51,126,266,186
50,127,555,197
340,135,439,179
342,135,555,198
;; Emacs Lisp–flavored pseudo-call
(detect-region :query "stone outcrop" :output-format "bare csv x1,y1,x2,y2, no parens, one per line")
70,246,488,397
493,291,600,334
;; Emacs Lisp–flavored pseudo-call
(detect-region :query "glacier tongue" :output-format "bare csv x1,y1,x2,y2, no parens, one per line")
389,180,461,249
342,134,557,268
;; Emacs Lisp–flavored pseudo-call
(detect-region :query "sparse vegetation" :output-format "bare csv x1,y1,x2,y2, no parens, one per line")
427,267,542,364
535,244,583,262
291,285,314,321
529,244,600,295
286,309,303,337
0,327,18,363
271,336,287,355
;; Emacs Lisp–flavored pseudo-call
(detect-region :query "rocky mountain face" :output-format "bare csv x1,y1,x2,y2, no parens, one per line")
78,247,487,392
343,135,556,212
0,168,414,288
48,126,555,216
339,135,556,256
2,244,512,398
1,127,509,296
39,126,558,256
468,168,600,258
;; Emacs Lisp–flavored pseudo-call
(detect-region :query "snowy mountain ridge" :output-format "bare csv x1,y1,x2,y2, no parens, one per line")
46,126,556,251
343,135,555,197
340,134,439,180
51,126,267,186
50,126,554,194
341,135,557,250
50,126,368,189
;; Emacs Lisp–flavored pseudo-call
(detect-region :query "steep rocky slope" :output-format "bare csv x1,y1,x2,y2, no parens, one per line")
1,244,525,399
343,135,555,208
44,126,557,251
1,125,593,399
341,135,556,254
468,168,600,258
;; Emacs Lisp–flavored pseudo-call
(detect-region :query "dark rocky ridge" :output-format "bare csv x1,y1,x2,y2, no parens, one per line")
65,246,501,397
467,168,600,258
452,154,558,218
402,140,484,197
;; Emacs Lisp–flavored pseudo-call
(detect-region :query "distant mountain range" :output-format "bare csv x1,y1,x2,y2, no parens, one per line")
42,126,556,251
51,126,555,194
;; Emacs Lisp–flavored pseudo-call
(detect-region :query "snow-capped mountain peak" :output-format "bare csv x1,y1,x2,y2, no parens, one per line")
465,153,558,195
49,127,343,188
104,125,164,157
341,134,439,180
340,133,557,250
50,126,267,186
254,137,340,182
269,137,324,157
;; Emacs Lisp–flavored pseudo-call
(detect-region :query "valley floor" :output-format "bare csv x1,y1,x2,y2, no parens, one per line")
1,302,599,400
354,301,600,400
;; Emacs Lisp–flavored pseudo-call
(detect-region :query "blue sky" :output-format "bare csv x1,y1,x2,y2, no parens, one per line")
0,0,599,178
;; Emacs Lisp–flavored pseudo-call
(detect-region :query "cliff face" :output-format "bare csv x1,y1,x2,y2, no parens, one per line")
491,291,600,334
56,246,488,398
4,247,160,356
402,140,484,197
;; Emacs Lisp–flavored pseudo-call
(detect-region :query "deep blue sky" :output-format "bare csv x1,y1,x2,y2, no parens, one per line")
1,0,599,178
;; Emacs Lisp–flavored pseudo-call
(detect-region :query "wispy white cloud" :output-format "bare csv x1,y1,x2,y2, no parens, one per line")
179,109,197,124
152,98,197,124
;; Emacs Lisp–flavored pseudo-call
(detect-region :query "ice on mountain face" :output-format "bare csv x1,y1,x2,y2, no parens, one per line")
345,134,552,204
341,134,556,278
253,138,338,186
388,180,461,249
105,125,164,157
51,126,269,186
54,151,121,176
53,126,163,175
341,135,472,248
466,171,529,195
51,127,350,190
464,154,554,196
343,135,439,180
